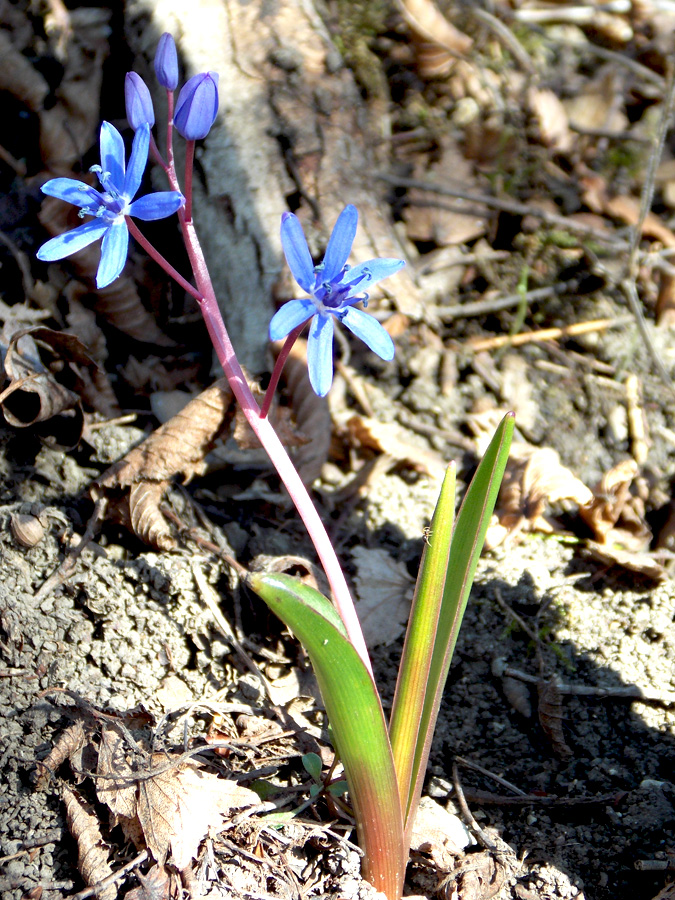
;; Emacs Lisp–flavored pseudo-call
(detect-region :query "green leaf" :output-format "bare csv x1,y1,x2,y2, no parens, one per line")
302,752,323,783
247,572,405,899
389,413,514,835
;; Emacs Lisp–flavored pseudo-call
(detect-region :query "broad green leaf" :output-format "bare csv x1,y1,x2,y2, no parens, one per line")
390,413,514,835
247,572,405,899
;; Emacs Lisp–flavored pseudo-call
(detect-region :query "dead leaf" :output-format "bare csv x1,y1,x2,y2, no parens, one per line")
397,0,472,79
352,547,414,647
528,87,573,153
125,864,174,900
35,721,86,790
581,174,675,247
563,67,627,135
93,378,235,549
579,459,650,550
584,541,667,582
538,676,573,760
96,726,138,819
346,415,446,479
62,784,116,900
135,758,258,868
486,444,594,546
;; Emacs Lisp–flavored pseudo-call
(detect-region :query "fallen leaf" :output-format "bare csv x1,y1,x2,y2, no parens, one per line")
538,676,573,760
93,378,235,549
35,721,86,790
125,864,174,900
397,0,472,80
579,459,650,550
62,784,116,900
135,758,258,868
96,726,137,819
528,87,573,153
410,796,474,870
346,415,446,479
352,546,414,647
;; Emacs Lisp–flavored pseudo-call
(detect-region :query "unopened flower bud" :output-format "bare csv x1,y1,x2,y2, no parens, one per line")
174,72,219,140
125,72,155,130
155,33,178,90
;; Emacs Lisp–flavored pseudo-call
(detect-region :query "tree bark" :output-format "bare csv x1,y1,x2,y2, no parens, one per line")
125,0,419,372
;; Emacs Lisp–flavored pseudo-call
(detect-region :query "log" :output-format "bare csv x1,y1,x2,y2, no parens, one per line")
125,0,419,373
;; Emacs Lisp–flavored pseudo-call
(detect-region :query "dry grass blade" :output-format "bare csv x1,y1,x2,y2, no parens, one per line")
93,378,235,549
62,784,116,900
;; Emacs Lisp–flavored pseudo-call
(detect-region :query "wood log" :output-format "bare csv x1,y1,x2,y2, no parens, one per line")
125,0,419,373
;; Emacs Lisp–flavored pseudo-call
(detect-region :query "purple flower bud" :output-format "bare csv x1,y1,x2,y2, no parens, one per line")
154,33,178,90
174,72,219,140
125,72,155,130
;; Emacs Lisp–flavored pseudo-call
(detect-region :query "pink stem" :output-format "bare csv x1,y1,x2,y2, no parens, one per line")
125,218,203,304
183,140,195,223
260,322,308,420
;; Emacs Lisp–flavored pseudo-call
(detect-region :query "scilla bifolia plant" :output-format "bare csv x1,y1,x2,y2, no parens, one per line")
36,34,514,899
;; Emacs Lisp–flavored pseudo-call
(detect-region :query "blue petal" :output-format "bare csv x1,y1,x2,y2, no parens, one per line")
341,307,395,361
36,219,110,261
280,213,314,293
124,124,150,200
96,221,129,288
307,313,334,396
322,204,357,282
342,257,405,293
100,122,126,187
269,298,315,341
40,178,103,209
128,191,184,221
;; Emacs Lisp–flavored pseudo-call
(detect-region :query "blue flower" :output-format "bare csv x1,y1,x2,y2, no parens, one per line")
37,122,184,289
155,33,179,90
270,204,405,396
174,72,219,140
125,72,155,130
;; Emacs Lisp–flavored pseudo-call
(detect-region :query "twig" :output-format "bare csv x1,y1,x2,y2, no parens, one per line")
455,755,527,797
66,850,148,900
374,173,630,248
492,587,539,643
470,8,536,74
428,284,562,322
494,662,675,706
465,315,631,351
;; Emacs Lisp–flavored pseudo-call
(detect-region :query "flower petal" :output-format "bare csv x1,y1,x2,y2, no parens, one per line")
341,307,395,361
341,257,405,292
174,72,219,140
280,212,314,293
40,178,103,209
100,122,126,187
36,219,110,261
269,298,315,341
307,313,334,396
128,191,184,221
123,124,150,200
96,221,129,288
322,204,357,282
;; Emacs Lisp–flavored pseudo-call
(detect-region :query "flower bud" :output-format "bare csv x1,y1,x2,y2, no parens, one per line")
154,33,179,90
125,72,155,130
174,72,219,140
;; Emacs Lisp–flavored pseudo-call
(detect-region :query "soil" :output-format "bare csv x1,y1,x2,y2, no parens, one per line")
1,3,675,900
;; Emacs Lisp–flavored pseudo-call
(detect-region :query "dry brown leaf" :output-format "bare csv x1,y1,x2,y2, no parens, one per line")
278,338,332,485
352,546,414,647
93,378,235,549
136,758,258,868
579,459,650,551
584,541,667,582
410,796,473,870
581,174,675,247
96,726,138,819
528,87,573,153
125,864,174,900
397,0,472,80
487,444,594,545
35,721,86,790
62,784,116,900
538,676,573,760
563,67,627,135
38,195,174,346
346,415,446,479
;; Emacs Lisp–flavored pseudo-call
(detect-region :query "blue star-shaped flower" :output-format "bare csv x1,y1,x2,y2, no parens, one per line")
270,205,405,396
37,121,184,289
